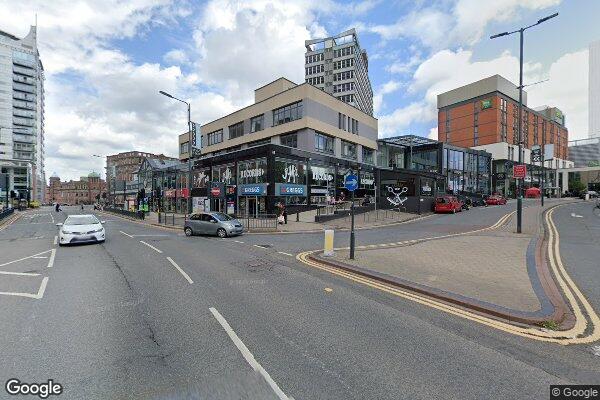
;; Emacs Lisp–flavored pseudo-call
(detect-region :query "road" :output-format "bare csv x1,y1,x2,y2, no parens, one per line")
0,202,598,399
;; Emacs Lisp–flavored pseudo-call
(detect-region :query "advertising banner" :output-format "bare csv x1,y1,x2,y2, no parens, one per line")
275,183,307,196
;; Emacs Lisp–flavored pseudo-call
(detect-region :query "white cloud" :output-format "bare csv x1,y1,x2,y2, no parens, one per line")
428,127,438,141
163,49,188,65
373,80,402,114
367,0,560,49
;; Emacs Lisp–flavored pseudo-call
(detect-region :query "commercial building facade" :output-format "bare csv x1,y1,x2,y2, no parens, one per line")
47,173,106,205
437,75,573,197
0,26,45,203
568,137,600,167
305,29,373,116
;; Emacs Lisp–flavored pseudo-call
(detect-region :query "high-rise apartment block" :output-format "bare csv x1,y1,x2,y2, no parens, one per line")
305,29,373,116
589,40,600,138
0,26,45,202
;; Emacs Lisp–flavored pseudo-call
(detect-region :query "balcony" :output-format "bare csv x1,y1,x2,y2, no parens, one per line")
13,109,36,119
13,74,36,86
13,65,35,77
13,82,36,94
13,100,35,110
13,58,36,68
12,91,35,101
13,117,35,127
13,134,35,143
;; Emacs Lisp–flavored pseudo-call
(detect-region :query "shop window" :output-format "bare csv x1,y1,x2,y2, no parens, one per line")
341,140,356,159
315,132,334,154
280,133,298,148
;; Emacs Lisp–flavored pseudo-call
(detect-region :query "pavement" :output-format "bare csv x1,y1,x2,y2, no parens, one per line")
1,203,599,399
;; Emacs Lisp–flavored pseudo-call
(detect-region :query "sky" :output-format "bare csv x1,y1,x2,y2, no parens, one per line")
0,0,598,181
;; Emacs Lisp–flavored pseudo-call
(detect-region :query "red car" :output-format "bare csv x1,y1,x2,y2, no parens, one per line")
434,196,462,213
485,195,507,205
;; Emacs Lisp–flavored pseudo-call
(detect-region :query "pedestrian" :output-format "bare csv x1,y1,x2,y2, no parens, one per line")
282,205,287,224
55,203,60,212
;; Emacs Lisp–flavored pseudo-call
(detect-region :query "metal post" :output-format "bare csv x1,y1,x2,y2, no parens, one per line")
123,180,126,210
4,174,8,210
349,189,355,260
541,122,545,206
187,103,193,214
516,28,524,234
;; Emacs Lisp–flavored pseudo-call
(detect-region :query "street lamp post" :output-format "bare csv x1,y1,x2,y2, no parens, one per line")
490,12,558,234
159,90,193,214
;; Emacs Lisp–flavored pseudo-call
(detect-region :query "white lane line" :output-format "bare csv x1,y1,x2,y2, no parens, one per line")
0,249,52,267
233,240,245,243
140,240,163,253
131,234,170,237
32,256,48,259
166,257,193,284
277,252,294,257
119,231,134,238
0,270,40,276
53,235,58,245
209,307,292,400
49,213,55,223
0,277,49,299
47,249,56,268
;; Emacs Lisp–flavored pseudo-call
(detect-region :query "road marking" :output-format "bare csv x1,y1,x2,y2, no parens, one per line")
0,249,52,267
277,251,294,257
47,249,56,268
49,213,55,223
209,307,292,400
53,235,58,245
140,240,163,253
32,256,48,259
233,240,245,243
0,277,49,299
570,213,583,218
131,234,170,237
324,287,333,293
166,257,193,284
297,203,600,344
0,270,40,276
119,231,134,238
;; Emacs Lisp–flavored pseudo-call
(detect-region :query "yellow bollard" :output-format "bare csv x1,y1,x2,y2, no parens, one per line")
324,229,334,256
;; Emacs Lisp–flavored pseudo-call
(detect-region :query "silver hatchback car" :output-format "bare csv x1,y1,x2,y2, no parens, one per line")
184,212,243,238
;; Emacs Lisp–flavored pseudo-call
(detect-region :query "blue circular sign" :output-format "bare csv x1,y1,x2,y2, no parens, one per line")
344,174,358,191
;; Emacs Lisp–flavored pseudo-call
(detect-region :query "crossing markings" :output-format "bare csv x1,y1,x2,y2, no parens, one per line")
0,277,49,300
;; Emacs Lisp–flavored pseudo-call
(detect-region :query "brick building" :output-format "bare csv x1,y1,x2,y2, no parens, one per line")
47,172,106,205
437,75,573,196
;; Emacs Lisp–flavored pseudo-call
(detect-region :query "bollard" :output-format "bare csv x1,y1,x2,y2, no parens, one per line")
323,229,334,257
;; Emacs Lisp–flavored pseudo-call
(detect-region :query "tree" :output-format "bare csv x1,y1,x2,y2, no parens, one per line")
569,180,586,195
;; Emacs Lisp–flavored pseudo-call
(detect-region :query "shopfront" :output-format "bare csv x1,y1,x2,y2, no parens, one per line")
378,168,444,213
273,157,308,208
211,163,236,214
237,157,268,217
308,164,335,205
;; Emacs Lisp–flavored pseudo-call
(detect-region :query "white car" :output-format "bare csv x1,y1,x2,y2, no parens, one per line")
57,214,106,246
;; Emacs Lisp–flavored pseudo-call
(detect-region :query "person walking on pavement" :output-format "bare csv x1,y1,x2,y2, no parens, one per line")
282,204,288,224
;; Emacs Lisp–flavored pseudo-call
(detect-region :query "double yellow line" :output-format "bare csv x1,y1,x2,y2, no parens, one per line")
297,205,600,344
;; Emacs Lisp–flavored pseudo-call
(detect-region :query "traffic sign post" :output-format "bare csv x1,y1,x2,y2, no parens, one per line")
513,164,527,179
345,174,358,259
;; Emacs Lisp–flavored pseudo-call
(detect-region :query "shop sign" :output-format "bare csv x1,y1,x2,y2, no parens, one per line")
311,166,333,182
282,164,299,183
420,183,432,196
276,183,306,196
238,183,267,196
239,167,265,180
227,201,235,215
495,173,507,180
385,186,408,207
310,188,329,194
210,182,224,198
481,99,492,109
193,170,209,188
178,188,190,198
165,189,176,198
513,164,527,179
360,171,375,186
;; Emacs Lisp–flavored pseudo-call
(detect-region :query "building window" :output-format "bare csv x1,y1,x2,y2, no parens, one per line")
280,133,298,148
333,82,354,93
362,147,374,164
341,140,356,159
273,101,303,126
229,122,244,139
334,70,354,81
180,142,189,154
315,132,334,154
250,114,264,133
207,129,223,146
334,58,354,69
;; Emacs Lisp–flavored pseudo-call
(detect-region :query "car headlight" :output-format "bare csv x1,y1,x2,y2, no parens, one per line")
92,227,104,233
62,230,73,234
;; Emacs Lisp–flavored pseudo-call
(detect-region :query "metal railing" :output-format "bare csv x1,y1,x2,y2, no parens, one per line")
0,208,14,222
359,208,406,223
103,206,145,220
235,214,278,231
157,212,188,226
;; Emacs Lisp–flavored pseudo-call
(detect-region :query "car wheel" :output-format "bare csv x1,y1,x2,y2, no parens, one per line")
217,228,227,238
184,227,193,237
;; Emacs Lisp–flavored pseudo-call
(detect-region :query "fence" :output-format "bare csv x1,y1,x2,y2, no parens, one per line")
0,208,14,222
359,208,406,223
157,212,188,226
235,214,278,231
103,206,145,220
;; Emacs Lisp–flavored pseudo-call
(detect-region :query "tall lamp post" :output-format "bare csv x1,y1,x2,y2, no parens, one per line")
159,90,192,214
490,12,558,234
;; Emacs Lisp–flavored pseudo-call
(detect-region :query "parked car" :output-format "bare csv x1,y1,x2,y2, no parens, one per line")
184,212,244,238
471,197,487,207
525,187,541,198
434,196,462,214
57,214,106,246
456,195,472,210
579,190,599,199
485,195,508,205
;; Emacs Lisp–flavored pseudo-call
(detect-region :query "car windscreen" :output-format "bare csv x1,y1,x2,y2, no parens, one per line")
64,216,99,225
213,212,233,221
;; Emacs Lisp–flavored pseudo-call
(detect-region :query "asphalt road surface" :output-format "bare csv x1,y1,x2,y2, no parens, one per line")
0,203,598,399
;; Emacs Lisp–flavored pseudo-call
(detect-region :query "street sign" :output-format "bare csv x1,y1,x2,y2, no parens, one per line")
344,174,358,192
513,164,527,179
531,146,542,163
210,186,221,197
